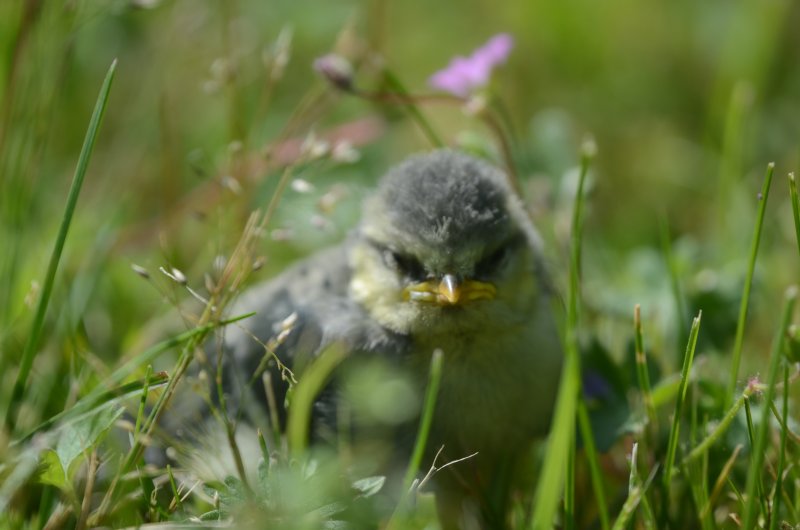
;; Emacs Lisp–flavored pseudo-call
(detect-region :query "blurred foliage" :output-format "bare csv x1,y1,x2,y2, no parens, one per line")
1,0,799,528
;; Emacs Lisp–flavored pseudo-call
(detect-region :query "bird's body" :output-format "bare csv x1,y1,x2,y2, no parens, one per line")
189,150,562,528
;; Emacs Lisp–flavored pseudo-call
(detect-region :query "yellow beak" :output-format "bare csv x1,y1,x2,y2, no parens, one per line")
403,274,496,306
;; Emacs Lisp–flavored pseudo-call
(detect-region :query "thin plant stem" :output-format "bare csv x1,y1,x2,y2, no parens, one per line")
727,162,775,407
530,140,593,530
380,70,444,148
478,109,521,194
262,372,282,448
767,400,800,446
16,313,251,444
75,450,98,530
611,444,658,530
716,82,752,233
700,444,743,520
742,286,797,530
659,215,689,345
682,384,754,465
133,365,152,439
4,59,117,432
634,304,657,436
769,363,790,530
214,328,249,488
743,398,767,518
100,329,214,511
663,311,702,489
167,465,183,512
577,399,610,530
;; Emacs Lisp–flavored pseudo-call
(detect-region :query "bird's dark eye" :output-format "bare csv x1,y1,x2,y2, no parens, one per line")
383,249,426,280
475,244,513,278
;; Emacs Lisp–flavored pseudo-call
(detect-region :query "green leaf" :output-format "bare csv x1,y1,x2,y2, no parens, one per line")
54,404,124,481
352,476,385,498
38,450,69,491
198,509,222,521
309,501,347,519
36,403,123,491
218,476,247,509
257,457,271,498
36,404,122,492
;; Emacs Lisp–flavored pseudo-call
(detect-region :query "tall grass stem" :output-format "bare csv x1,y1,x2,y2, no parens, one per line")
769,363,790,530
4,59,117,432
633,304,657,435
658,216,689,344
682,385,754,465
577,400,610,530
788,172,800,257
530,140,593,530
742,286,796,529
663,311,702,488
402,348,444,491
727,162,775,407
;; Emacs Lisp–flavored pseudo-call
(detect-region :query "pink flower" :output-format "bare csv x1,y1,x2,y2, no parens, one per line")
428,33,514,97
313,54,354,91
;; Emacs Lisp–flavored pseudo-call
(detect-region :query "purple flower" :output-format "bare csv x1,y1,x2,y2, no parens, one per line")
428,33,514,97
582,370,612,401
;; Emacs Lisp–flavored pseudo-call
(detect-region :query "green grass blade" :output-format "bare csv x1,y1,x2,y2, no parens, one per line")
286,343,348,455
659,216,689,345
402,348,444,492
742,397,767,517
788,172,800,258
565,430,576,530
663,311,702,489
611,444,658,530
701,444,742,520
769,363,790,530
685,452,714,530
716,82,752,233
634,304,657,435
530,140,593,530
682,384,754,465
577,399,610,530
98,312,253,399
4,59,117,433
12,373,168,446
726,162,775,407
742,286,796,529
14,312,252,443
386,349,444,529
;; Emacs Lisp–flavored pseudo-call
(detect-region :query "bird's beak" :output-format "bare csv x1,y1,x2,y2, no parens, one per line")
403,274,496,306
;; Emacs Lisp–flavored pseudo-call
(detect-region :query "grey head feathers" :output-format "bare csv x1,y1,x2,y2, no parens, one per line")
369,150,516,249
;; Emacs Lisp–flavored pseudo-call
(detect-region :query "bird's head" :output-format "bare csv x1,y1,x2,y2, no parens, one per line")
349,150,547,336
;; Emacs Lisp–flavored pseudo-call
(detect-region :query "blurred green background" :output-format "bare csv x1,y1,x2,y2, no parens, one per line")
1,0,798,442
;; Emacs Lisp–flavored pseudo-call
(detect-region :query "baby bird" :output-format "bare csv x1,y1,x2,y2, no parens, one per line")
202,149,562,528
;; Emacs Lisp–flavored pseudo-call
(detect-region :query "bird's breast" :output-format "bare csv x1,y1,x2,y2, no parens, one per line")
409,320,561,457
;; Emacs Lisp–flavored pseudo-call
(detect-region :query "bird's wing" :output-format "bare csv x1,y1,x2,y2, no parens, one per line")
206,242,410,437
155,241,410,472
208,244,352,429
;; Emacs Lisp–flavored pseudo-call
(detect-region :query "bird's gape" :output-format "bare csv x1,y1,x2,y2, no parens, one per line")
402,274,497,306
